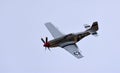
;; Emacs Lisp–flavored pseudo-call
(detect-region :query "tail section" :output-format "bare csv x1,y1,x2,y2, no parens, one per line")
87,21,99,36
90,21,99,31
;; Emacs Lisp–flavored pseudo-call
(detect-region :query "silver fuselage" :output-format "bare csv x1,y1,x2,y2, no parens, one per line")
48,31,90,48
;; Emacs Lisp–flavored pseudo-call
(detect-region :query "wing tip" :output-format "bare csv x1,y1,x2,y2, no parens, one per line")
44,22,52,25
77,55,84,59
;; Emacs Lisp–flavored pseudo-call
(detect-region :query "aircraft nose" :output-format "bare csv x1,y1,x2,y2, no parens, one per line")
44,42,50,47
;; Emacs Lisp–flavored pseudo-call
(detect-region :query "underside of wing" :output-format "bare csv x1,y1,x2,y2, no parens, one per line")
61,43,83,59
45,22,64,38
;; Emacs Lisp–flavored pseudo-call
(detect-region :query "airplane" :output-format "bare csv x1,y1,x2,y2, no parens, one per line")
41,21,99,59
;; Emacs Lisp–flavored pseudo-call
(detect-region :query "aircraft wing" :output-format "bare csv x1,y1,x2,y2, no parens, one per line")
45,22,64,38
60,43,83,59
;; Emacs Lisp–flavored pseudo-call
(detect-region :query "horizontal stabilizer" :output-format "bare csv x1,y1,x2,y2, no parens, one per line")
87,21,99,36
84,24,90,29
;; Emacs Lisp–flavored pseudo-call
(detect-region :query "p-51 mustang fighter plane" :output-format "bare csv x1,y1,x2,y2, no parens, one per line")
41,21,99,59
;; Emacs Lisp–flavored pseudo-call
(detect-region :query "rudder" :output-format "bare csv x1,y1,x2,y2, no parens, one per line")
87,21,99,36
91,21,99,31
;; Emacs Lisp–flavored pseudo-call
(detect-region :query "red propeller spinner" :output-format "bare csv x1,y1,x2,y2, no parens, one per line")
44,42,50,47
41,37,51,51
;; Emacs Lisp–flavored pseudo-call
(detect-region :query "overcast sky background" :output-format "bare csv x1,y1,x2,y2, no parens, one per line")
0,0,120,73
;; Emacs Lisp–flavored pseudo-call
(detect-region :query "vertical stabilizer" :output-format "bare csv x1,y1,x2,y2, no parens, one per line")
87,21,99,36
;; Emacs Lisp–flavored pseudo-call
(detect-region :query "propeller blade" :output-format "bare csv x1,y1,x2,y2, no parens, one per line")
45,47,47,51
48,47,51,51
46,37,48,43
41,37,51,51
41,38,45,43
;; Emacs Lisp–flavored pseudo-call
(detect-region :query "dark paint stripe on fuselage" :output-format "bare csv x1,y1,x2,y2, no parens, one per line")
48,31,90,48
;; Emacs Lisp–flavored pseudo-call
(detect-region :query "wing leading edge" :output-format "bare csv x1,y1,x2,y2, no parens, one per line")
61,44,83,59
45,22,64,38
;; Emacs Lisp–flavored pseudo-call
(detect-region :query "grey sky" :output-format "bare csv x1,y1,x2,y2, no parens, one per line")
0,0,120,73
